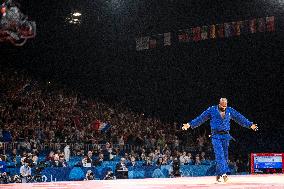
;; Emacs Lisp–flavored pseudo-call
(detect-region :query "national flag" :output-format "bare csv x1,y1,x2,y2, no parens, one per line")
155,34,164,48
178,29,190,42
249,19,257,33
188,28,194,40
149,37,157,48
148,34,164,48
99,122,112,133
216,24,224,38
266,16,275,32
224,22,234,38
192,27,201,41
164,32,171,46
257,18,266,32
235,21,241,36
240,20,250,35
232,22,238,36
92,120,101,131
209,24,216,39
201,26,209,40
136,36,149,51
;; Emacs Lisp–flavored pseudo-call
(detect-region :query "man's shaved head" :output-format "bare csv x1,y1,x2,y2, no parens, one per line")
220,98,227,103
219,98,228,112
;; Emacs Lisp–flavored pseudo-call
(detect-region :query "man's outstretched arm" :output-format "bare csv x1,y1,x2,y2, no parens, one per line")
229,107,258,131
182,107,211,130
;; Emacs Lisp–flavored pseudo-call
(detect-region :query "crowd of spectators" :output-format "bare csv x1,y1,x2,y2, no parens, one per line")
0,68,248,181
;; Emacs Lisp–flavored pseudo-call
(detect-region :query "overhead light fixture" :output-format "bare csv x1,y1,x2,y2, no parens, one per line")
72,12,82,17
66,11,82,25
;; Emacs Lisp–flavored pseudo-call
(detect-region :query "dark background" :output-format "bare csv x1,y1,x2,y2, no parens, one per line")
1,0,284,151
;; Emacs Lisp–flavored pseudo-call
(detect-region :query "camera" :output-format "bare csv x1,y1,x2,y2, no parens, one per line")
11,174,22,183
172,158,181,177
104,171,116,180
85,170,94,180
0,172,11,184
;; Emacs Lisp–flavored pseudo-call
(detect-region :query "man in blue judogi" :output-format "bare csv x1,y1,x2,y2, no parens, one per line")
182,98,258,182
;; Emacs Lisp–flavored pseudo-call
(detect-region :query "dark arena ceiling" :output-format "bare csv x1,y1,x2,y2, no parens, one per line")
1,0,283,137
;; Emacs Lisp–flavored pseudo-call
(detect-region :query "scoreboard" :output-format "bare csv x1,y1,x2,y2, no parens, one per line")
251,153,284,174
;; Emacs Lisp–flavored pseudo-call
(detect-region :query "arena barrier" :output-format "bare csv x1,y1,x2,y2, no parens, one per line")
6,163,221,182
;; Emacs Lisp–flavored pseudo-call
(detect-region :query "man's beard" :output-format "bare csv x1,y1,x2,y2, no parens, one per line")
218,106,226,112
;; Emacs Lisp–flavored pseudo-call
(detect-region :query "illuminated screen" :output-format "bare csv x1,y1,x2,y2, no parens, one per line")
251,153,284,174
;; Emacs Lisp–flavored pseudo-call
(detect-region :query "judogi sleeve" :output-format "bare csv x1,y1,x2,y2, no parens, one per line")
229,107,253,128
188,107,211,129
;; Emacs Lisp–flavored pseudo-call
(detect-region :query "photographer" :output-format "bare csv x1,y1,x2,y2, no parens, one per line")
20,160,31,183
0,172,11,184
171,156,181,177
11,174,22,183
103,170,116,180
84,170,95,180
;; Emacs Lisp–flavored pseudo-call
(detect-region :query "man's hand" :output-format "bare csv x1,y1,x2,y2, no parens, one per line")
182,123,190,130
250,124,258,131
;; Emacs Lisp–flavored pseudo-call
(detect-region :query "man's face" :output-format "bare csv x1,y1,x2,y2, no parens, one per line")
121,158,125,163
88,151,93,157
219,99,227,112
99,154,104,158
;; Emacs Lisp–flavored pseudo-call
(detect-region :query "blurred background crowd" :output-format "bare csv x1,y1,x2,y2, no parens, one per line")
0,68,251,179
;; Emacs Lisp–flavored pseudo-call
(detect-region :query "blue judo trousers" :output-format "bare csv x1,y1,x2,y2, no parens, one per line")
188,105,253,176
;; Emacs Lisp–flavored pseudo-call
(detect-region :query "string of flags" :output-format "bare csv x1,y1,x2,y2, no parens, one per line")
136,16,275,51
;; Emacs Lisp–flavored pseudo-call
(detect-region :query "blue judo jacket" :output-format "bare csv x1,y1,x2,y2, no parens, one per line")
188,105,253,139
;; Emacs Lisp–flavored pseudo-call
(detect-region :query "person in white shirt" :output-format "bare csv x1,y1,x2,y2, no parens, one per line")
20,161,31,183
64,145,70,162
185,152,193,165
179,151,187,165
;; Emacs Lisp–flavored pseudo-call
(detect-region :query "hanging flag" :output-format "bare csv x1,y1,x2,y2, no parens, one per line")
192,27,201,41
201,26,209,40
156,34,164,48
164,32,171,46
235,21,241,36
266,16,275,32
216,24,224,38
231,22,237,37
148,34,164,49
149,37,156,48
240,20,250,35
178,29,190,42
209,24,216,39
99,122,112,133
92,120,101,131
188,28,194,40
137,16,275,50
224,22,235,38
249,19,257,33
136,36,149,51
257,18,266,32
